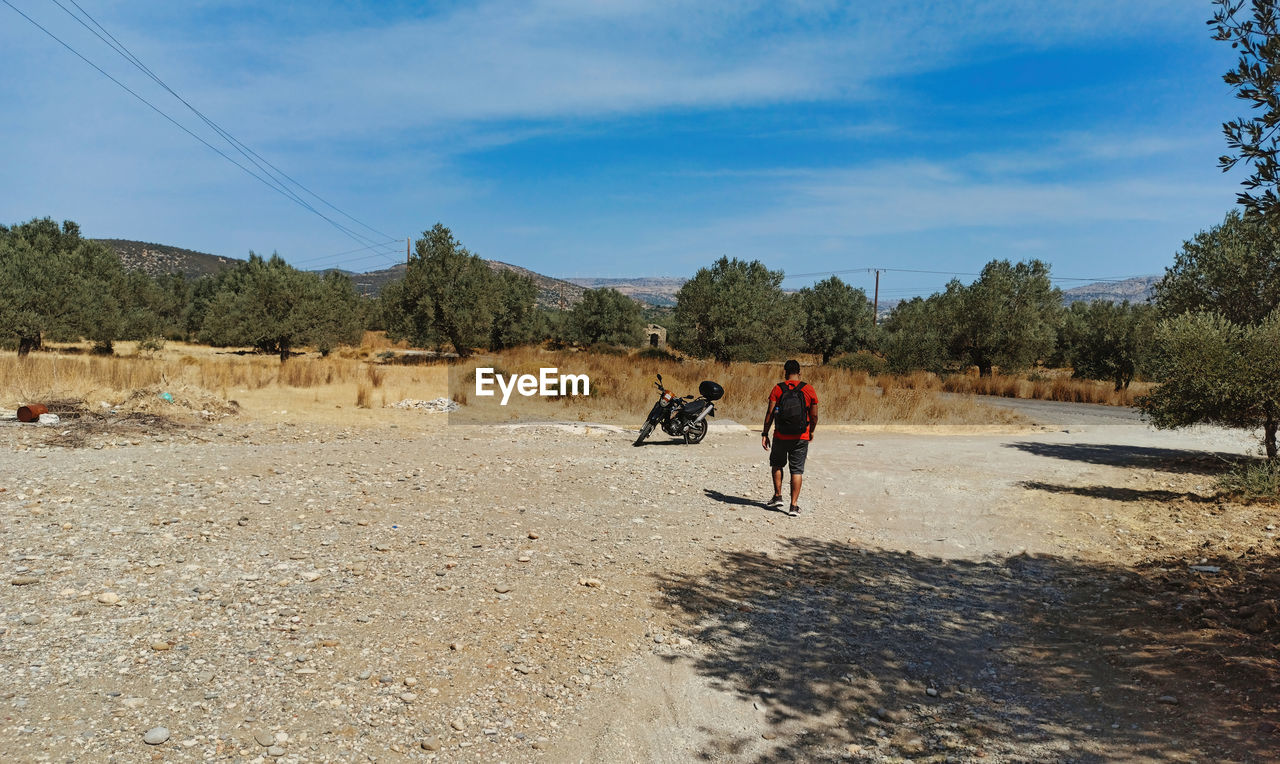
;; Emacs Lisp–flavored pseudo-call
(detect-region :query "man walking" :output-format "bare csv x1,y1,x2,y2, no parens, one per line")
762,359,818,516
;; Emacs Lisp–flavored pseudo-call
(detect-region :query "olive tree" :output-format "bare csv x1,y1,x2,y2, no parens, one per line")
1142,309,1280,459
671,257,798,362
797,276,875,364
566,288,645,347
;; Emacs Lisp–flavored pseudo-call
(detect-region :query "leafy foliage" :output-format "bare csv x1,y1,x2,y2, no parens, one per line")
881,296,954,374
671,257,799,362
797,276,875,364
383,224,538,355
566,288,645,347
1141,309,1280,459
1058,300,1155,390
1210,0,1280,215
199,253,362,360
1154,210,1280,325
0,218,128,355
946,260,1061,377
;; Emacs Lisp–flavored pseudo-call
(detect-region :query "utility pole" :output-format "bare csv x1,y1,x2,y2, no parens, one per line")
406,237,411,266
872,269,881,326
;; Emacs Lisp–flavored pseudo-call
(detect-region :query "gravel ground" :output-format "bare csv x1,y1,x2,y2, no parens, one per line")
1,414,1275,763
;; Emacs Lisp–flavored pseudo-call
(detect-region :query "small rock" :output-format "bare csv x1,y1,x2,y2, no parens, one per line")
254,730,274,747
1158,695,1180,705
403,677,418,687
676,638,692,648
762,731,777,740
150,641,171,651
142,727,170,745
22,614,42,625
531,739,549,749
846,743,862,755
494,584,512,594
420,739,442,751
528,531,540,540
267,745,285,757
121,697,146,709
517,555,531,563
357,670,373,680
10,575,41,586
399,692,417,702
926,687,938,697
450,719,465,731
579,577,602,588
97,592,120,605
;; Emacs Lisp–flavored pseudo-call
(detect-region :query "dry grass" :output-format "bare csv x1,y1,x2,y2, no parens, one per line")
939,372,1150,407
0,339,449,426
447,348,1022,426
10,337,1145,428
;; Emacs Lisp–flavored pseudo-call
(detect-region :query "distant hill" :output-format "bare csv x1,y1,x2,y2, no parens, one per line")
1061,276,1160,305
487,260,587,309
97,239,239,279
566,276,686,307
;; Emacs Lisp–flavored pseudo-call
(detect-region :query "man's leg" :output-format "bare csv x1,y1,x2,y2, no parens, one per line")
772,467,784,498
790,472,802,505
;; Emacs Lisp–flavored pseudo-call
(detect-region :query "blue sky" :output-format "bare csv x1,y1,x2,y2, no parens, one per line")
0,0,1250,298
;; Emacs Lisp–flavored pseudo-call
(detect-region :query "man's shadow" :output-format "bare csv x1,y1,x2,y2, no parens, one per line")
703,489,790,514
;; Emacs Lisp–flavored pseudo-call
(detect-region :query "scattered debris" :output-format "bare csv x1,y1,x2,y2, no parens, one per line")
390,398,459,413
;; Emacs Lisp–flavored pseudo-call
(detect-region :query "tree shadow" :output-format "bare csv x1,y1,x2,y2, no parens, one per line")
1017,480,1218,504
1005,442,1242,474
653,539,1278,763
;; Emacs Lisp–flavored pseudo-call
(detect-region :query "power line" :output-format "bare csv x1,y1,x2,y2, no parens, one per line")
3,0,382,249
54,0,394,243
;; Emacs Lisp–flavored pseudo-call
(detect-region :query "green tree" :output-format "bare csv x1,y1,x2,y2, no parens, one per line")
386,224,496,357
0,217,127,355
566,288,645,347
1210,0,1280,216
489,270,541,350
200,253,353,361
671,257,799,362
797,276,875,364
1142,309,1280,459
308,271,366,356
947,259,1061,377
880,294,955,374
1153,210,1280,325
1059,300,1155,391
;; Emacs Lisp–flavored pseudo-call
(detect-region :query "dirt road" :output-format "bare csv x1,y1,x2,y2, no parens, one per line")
1,416,1275,762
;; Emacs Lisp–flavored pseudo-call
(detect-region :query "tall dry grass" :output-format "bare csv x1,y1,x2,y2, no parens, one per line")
447,348,1021,426
939,373,1149,407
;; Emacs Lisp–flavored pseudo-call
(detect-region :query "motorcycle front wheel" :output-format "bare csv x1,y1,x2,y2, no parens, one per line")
633,420,655,447
683,419,708,444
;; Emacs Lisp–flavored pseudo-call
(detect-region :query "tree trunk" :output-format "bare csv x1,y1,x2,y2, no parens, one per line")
977,362,993,378
1265,417,1277,461
17,334,40,357
279,344,290,363
822,350,832,365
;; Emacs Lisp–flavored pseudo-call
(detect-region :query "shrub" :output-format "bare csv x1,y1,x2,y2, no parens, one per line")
1217,459,1280,501
636,347,682,363
832,352,888,376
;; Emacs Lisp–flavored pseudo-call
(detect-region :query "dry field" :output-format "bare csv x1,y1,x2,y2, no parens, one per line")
0,339,1028,428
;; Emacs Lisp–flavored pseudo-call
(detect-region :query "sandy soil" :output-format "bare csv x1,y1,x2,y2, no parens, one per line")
1,410,1277,763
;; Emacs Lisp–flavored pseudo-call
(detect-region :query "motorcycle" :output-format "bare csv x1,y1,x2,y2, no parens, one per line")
634,374,724,446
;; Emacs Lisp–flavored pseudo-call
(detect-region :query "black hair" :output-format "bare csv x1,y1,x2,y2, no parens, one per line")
784,359,801,375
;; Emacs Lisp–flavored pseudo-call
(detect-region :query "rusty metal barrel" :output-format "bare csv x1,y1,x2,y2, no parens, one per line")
17,404,48,423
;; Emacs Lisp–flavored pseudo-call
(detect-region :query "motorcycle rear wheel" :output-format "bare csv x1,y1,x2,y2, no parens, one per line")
684,419,708,445
633,421,655,446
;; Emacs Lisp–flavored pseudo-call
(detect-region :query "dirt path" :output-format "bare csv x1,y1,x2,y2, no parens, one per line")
1,417,1275,762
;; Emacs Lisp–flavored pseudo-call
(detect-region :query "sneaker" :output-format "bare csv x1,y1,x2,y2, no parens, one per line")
787,505,801,517
766,494,784,508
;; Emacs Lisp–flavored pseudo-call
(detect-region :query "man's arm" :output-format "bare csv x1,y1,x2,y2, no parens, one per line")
808,402,818,439
761,402,774,450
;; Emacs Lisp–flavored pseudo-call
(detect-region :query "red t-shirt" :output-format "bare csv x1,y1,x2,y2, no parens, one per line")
768,380,818,441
